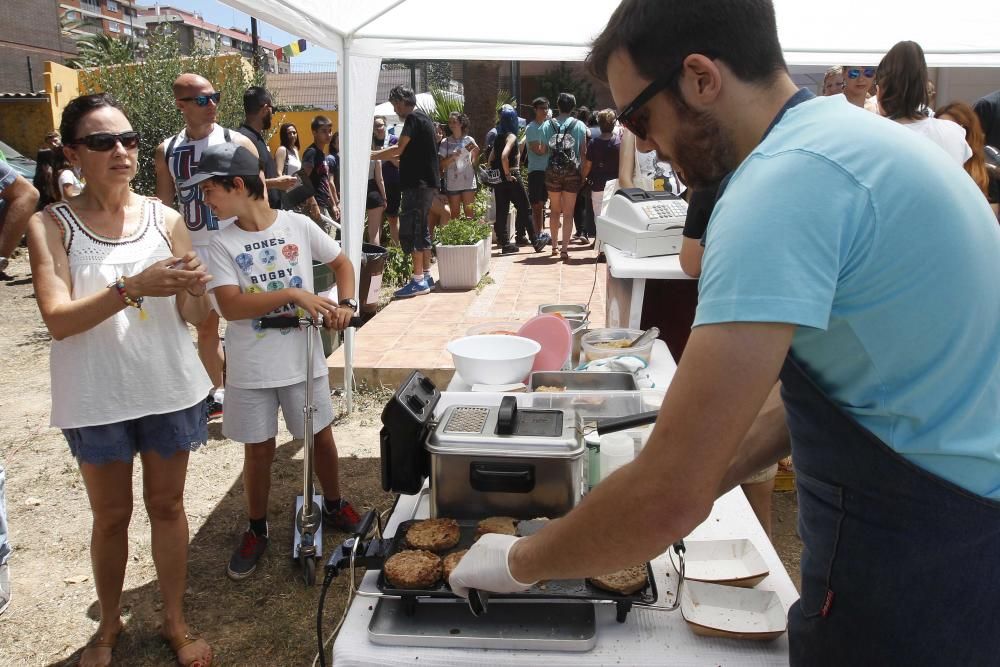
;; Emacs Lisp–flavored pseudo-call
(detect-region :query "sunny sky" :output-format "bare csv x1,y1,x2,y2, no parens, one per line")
154,0,338,70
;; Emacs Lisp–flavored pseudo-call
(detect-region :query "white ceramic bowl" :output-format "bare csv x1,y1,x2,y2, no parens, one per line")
447,335,541,385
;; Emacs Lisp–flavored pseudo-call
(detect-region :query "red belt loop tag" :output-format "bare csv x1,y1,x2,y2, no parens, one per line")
820,589,835,618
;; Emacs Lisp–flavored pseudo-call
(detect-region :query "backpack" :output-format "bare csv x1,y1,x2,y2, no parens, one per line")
548,118,578,168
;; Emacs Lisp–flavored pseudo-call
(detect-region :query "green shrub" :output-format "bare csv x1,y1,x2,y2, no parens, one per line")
381,245,413,288
434,216,491,246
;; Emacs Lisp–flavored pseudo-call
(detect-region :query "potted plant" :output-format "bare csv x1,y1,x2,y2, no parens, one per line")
434,216,492,289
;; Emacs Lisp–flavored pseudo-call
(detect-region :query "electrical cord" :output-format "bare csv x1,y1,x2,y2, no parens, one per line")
313,508,391,667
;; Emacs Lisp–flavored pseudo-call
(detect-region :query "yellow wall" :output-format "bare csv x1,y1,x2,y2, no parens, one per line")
0,99,54,158
266,111,340,156
46,61,83,138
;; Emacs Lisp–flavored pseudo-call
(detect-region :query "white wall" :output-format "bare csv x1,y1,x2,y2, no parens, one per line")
934,68,1000,107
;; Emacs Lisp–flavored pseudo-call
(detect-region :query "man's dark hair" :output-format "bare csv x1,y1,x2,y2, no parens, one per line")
556,92,576,114
575,105,591,124
587,0,787,90
532,96,550,108
208,173,266,200
243,86,271,115
388,85,417,107
60,93,124,144
311,115,333,132
876,41,929,120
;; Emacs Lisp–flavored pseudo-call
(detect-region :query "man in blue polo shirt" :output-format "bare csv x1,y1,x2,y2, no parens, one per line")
450,2,1000,664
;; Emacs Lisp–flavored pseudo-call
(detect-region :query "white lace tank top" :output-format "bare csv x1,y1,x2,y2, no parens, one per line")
46,199,212,429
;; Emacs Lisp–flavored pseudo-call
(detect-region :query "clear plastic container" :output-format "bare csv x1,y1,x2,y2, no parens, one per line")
580,328,654,364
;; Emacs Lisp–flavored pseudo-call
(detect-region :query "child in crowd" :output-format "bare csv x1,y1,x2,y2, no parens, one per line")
182,143,362,580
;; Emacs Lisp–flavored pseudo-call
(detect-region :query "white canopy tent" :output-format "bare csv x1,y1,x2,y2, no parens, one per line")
218,0,1000,411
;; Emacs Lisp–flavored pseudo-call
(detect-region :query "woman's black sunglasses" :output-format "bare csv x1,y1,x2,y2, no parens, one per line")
179,92,222,107
69,131,141,152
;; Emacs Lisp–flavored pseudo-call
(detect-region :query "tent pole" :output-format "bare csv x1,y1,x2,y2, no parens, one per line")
341,43,355,415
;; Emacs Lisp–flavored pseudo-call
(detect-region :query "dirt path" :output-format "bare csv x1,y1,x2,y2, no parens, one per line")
0,250,800,666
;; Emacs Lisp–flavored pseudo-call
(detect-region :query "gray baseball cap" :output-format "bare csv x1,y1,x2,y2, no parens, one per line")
180,143,261,188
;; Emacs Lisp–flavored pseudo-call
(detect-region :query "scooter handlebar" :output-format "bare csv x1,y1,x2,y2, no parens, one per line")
258,315,363,329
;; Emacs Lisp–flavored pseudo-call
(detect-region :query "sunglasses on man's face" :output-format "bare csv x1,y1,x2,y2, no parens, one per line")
179,92,221,107
615,52,717,141
845,67,876,80
69,131,141,152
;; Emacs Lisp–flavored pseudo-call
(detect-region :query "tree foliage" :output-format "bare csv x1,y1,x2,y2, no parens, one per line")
77,25,265,197
535,63,596,110
67,34,139,68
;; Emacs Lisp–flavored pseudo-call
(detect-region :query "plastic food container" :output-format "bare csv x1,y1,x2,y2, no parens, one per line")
580,328,653,364
447,335,541,385
465,321,523,336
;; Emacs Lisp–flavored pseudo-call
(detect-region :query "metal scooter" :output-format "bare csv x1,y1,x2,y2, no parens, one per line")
259,312,362,585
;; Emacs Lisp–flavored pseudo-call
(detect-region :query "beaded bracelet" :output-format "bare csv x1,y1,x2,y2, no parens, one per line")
109,276,148,320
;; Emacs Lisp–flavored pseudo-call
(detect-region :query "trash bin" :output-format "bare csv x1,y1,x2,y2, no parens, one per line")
312,261,338,357
359,243,388,317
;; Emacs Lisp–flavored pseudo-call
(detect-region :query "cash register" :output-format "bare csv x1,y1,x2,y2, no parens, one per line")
596,188,688,258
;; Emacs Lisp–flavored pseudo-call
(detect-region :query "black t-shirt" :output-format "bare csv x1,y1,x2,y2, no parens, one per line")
237,124,280,209
491,131,519,173
302,143,334,208
399,109,440,189
682,181,722,240
973,90,1000,149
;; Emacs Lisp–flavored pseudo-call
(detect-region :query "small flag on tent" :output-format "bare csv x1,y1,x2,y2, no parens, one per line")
276,38,307,61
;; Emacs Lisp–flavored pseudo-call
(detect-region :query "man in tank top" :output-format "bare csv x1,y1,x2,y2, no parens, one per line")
156,73,260,417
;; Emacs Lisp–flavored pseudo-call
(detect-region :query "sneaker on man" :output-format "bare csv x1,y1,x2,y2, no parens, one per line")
515,236,530,246
323,500,362,533
532,238,547,253
537,232,552,246
206,393,223,420
0,563,10,616
500,244,519,255
227,530,269,581
394,278,430,299
424,275,436,291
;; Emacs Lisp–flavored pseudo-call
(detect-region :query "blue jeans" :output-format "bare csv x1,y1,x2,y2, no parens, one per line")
0,464,9,566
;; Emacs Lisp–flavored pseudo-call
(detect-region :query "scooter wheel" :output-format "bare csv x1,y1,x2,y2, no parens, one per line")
302,555,317,586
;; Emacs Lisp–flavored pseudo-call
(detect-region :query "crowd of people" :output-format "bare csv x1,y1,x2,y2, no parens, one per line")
1,1,1000,663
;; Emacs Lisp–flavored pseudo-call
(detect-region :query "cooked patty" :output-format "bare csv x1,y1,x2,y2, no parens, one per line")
442,549,468,583
588,565,648,595
405,518,461,551
384,550,443,589
476,516,518,537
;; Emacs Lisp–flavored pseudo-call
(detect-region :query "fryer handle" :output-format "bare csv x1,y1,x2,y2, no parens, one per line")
353,509,378,539
594,410,660,435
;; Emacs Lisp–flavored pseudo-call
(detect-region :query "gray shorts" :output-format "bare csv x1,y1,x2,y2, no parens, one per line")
63,400,208,466
399,186,435,254
222,377,335,443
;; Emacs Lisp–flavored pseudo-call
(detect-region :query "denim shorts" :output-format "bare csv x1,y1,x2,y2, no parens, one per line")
63,400,208,466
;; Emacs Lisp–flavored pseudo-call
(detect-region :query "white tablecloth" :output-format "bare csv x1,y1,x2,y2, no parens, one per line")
603,244,695,281
332,486,798,665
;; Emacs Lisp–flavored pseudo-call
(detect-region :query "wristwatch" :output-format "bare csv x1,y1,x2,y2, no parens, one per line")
339,298,358,312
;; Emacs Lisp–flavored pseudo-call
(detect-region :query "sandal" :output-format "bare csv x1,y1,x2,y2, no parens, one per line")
550,248,559,257
162,631,212,667
560,250,570,261
79,621,124,667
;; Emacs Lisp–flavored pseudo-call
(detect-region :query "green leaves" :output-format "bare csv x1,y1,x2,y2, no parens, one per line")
434,216,491,246
67,34,139,68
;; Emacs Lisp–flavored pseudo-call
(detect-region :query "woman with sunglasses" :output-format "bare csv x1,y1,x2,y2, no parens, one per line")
840,65,879,111
876,41,972,167
27,94,214,667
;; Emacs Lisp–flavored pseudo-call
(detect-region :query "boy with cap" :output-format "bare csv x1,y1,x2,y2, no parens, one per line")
183,143,362,580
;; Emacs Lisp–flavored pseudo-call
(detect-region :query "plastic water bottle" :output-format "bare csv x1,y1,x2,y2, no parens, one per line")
600,432,634,481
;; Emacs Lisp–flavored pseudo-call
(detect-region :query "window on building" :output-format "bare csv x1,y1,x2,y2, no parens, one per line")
108,21,120,32
123,25,132,35
221,36,231,46
107,0,119,12
81,0,100,12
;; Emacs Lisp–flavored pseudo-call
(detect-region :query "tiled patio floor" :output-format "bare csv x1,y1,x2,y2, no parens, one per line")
328,240,606,387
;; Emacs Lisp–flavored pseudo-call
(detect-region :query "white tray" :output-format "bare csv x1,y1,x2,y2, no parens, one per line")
670,538,769,587
680,580,787,641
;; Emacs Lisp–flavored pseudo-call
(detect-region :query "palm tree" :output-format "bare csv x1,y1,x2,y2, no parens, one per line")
464,61,502,145
68,34,138,68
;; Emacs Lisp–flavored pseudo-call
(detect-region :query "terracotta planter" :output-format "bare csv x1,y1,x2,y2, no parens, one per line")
437,238,489,289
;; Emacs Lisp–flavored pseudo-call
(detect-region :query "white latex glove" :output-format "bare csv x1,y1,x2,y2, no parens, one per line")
448,534,536,598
